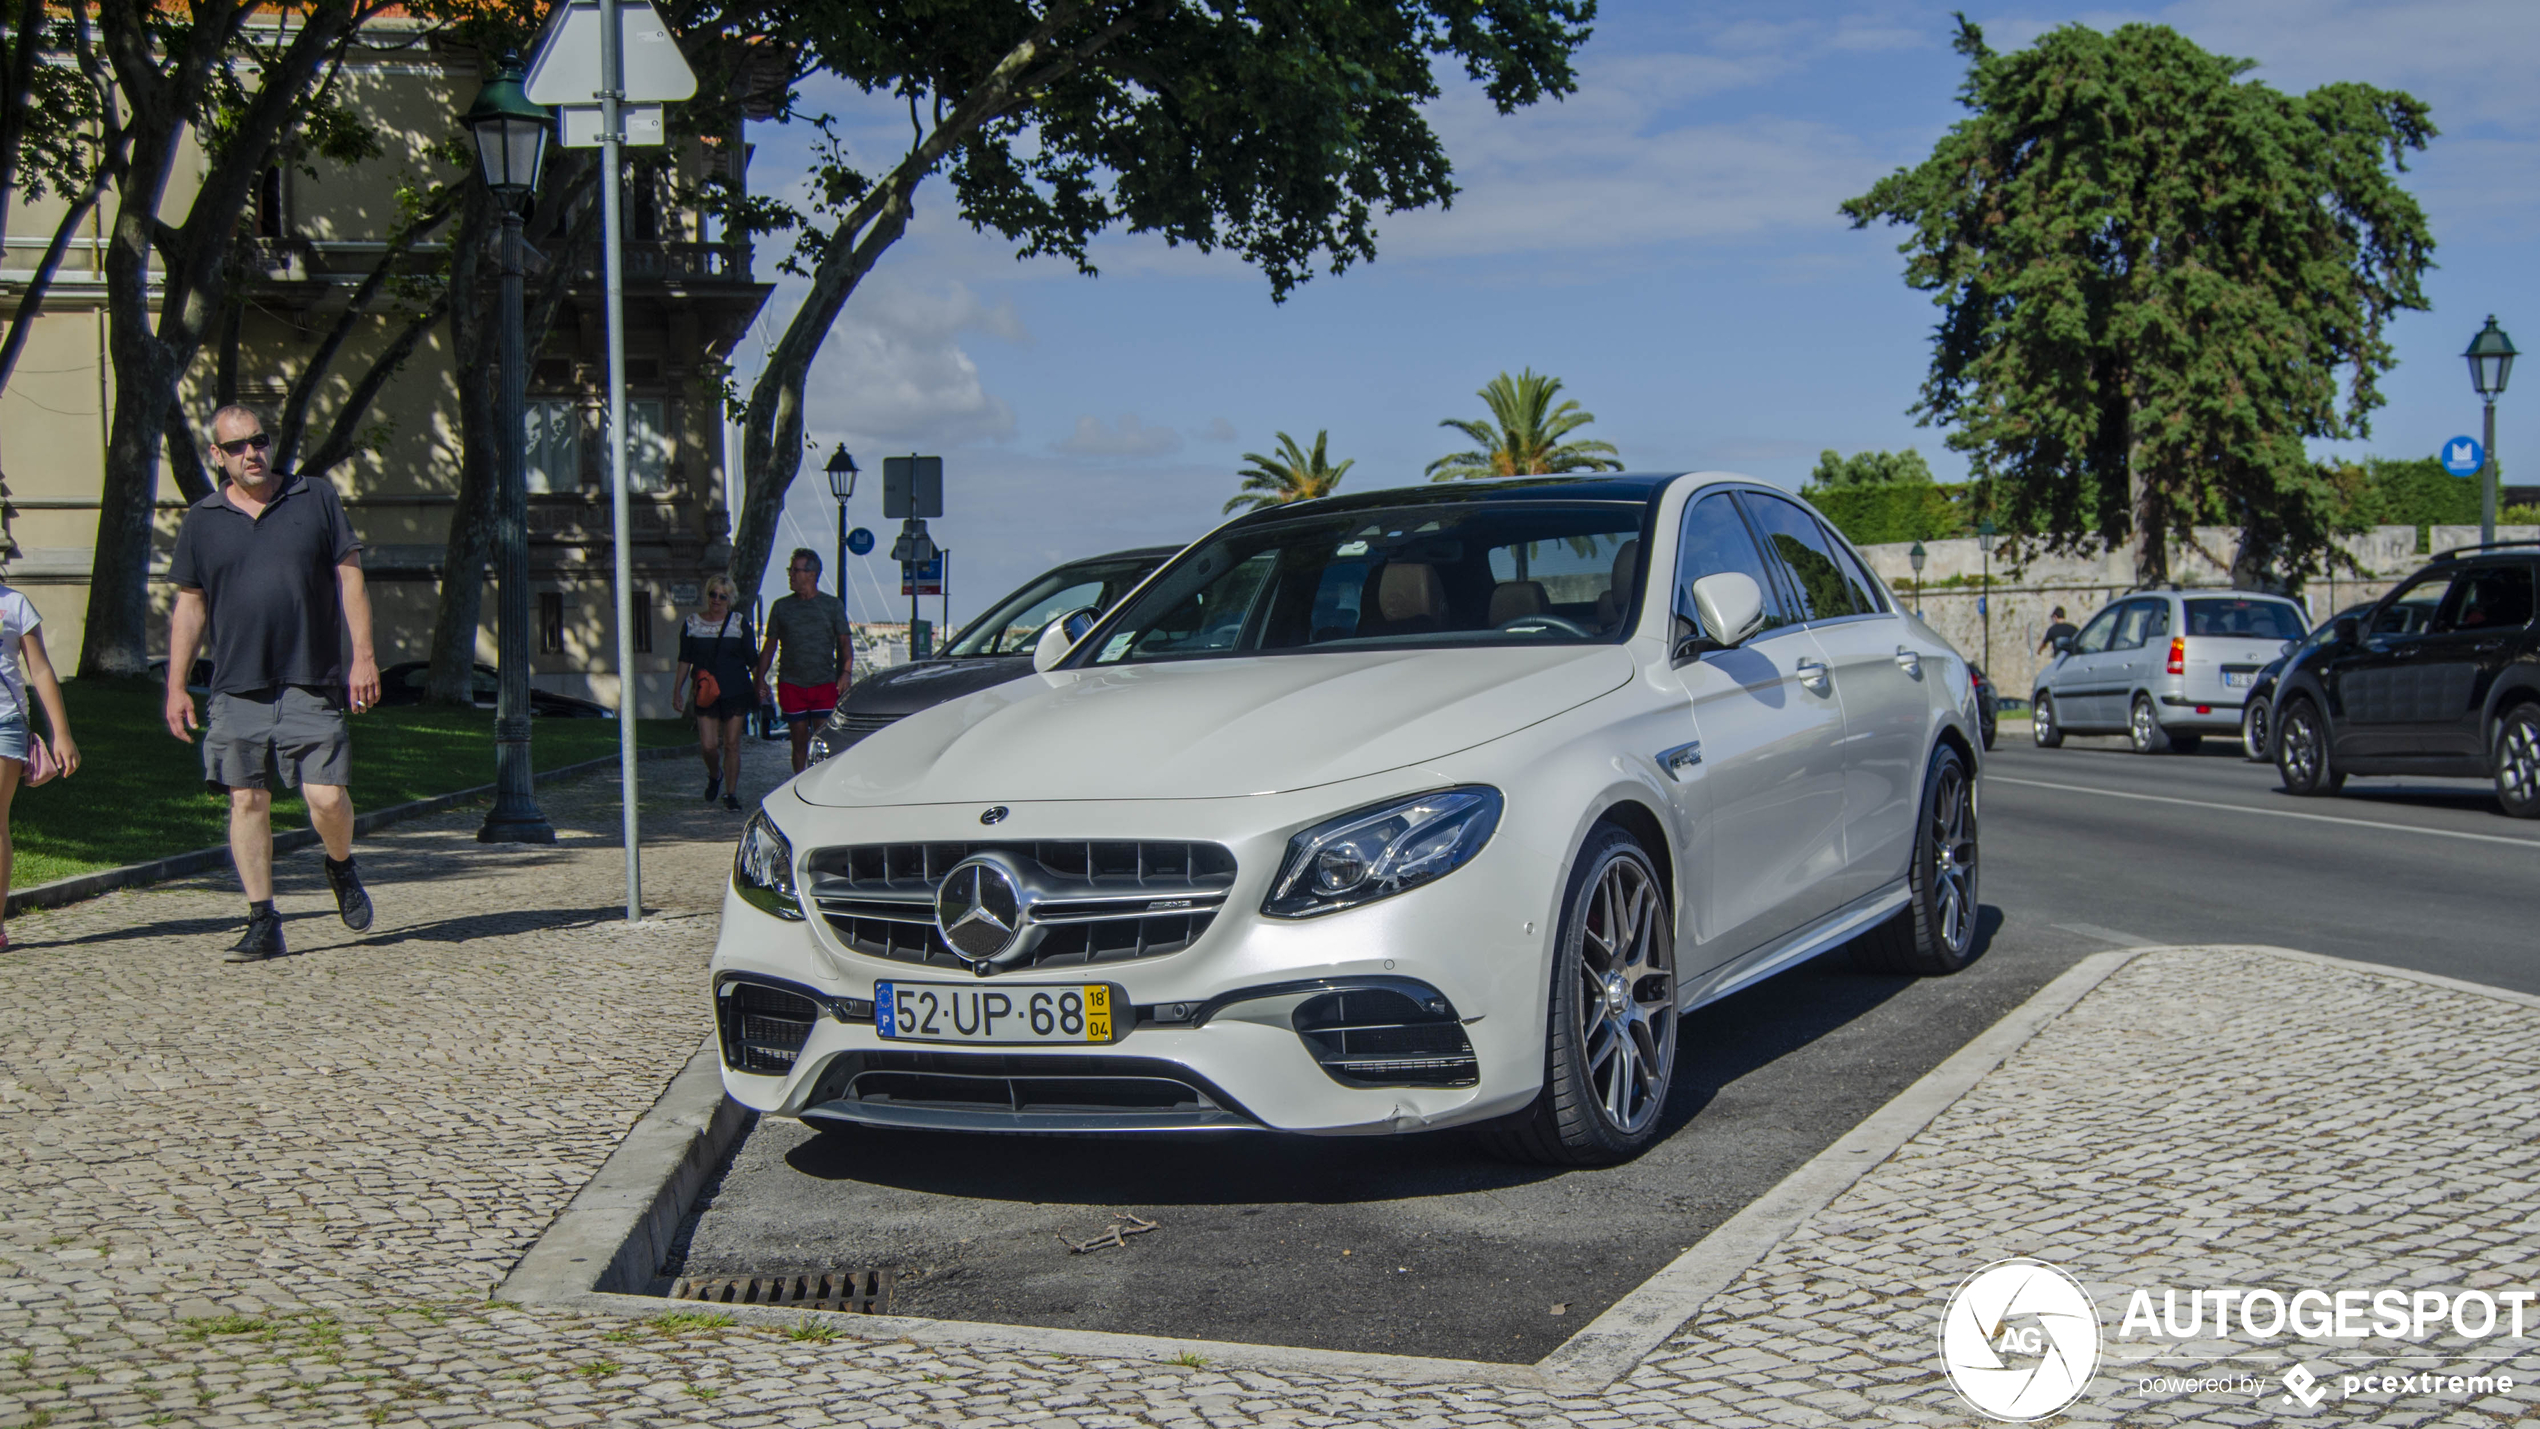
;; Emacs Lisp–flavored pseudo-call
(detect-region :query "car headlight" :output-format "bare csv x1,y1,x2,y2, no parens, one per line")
733,810,804,921
1264,787,1502,919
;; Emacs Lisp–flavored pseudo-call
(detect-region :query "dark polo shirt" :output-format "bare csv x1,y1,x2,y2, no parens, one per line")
167,474,362,696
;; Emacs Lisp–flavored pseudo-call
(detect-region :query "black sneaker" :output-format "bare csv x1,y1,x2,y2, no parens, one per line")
326,858,374,933
226,910,285,962
721,793,742,811
704,772,722,803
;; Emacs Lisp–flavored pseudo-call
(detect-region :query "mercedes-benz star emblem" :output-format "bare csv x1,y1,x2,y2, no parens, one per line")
935,856,1026,964
979,806,1009,825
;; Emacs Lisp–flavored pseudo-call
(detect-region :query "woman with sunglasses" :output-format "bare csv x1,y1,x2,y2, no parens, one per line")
675,575,756,809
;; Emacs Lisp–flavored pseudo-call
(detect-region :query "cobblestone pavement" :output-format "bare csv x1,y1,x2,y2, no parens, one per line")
5,741,2538,1429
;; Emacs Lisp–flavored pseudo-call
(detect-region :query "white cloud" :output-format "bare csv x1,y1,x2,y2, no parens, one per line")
1200,417,1238,442
1052,414,1185,458
801,278,1027,449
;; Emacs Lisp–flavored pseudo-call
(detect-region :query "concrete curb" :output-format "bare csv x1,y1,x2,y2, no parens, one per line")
496,942,2540,1393
5,742,698,917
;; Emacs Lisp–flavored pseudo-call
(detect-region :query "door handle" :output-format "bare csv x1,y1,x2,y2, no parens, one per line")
1894,646,1922,678
1796,658,1832,694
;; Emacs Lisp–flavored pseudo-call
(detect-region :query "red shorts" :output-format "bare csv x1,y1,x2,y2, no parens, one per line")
777,681,840,721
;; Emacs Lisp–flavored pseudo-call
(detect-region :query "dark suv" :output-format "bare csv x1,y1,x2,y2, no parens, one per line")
2270,541,2540,817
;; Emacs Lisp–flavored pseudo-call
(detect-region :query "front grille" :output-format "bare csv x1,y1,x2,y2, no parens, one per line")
716,977,821,1076
812,1049,1240,1118
1294,987,1478,1088
806,840,1236,974
831,711,901,742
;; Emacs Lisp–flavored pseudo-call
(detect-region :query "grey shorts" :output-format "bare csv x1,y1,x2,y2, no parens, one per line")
203,686,351,794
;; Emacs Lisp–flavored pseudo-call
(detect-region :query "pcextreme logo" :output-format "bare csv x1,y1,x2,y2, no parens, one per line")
1939,1258,2103,1421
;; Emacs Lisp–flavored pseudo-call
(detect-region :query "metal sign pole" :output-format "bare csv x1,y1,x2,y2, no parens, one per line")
601,0,641,920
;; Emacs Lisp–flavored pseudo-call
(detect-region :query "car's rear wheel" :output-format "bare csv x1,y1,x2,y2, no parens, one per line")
1853,742,1980,976
2496,704,2540,819
2129,695,2172,754
2242,697,2272,762
2276,697,2345,796
2032,693,2064,748
1481,824,1676,1166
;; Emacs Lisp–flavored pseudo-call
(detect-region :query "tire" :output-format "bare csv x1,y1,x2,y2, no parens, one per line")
2496,704,2540,819
2129,694,2172,754
2242,698,2272,762
2032,693,2064,748
1980,710,1998,751
2276,697,2345,796
1480,824,1678,1166
1852,742,1981,976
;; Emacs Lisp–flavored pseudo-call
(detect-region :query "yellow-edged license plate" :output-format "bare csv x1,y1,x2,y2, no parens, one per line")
874,981,1123,1045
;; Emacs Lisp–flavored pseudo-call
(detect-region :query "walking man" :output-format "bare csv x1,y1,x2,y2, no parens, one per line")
2039,605,2079,654
164,404,381,961
755,547,853,773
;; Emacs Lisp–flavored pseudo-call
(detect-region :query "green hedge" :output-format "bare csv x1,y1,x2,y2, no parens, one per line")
1808,484,1966,546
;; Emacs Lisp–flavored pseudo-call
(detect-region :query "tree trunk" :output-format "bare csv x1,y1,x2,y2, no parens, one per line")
78,178,176,678
425,184,498,706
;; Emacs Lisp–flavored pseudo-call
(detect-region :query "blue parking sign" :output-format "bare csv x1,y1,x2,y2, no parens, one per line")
2441,435,2485,477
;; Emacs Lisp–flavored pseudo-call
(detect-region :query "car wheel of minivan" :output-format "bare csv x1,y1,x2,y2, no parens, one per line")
1853,742,1980,976
1482,823,1677,1167
2276,698,2345,796
2496,704,2540,819
2242,698,2272,762
2032,694,2064,748
2129,695,2172,754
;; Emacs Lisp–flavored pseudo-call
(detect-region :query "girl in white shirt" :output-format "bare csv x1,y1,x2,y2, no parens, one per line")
0,585,80,947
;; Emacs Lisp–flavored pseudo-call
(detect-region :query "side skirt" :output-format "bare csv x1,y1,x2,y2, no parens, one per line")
1678,881,1912,1012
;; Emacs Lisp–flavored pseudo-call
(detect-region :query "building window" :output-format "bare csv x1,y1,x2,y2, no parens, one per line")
256,167,285,238
633,591,655,654
601,398,675,494
538,591,565,653
525,400,581,494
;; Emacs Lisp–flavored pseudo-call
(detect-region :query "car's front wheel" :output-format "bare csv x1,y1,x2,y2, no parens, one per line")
1482,823,1677,1167
2242,696,2272,762
2032,693,2064,748
2495,704,2540,819
1854,742,1980,976
2276,697,2345,796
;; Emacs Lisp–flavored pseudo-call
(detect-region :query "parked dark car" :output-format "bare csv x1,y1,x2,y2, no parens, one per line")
1970,664,1998,750
805,545,1179,763
2238,602,2372,761
376,661,612,718
2269,542,2540,816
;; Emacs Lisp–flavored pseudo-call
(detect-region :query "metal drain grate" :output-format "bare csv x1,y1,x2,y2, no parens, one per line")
668,1269,896,1314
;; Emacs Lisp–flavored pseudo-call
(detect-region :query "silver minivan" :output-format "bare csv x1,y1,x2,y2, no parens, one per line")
2032,590,2309,753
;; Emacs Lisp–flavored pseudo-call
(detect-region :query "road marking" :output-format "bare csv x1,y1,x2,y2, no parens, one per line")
2053,922,2158,948
1989,775,2540,851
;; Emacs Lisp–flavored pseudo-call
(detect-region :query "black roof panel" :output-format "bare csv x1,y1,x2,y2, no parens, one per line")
1229,473,1683,525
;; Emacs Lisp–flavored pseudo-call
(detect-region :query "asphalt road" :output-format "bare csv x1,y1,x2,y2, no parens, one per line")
669,726,2539,1361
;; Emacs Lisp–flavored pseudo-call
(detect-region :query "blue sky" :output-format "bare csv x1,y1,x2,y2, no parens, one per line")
729,0,2540,624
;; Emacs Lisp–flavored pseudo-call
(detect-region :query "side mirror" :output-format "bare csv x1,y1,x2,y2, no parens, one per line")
1032,606,1100,673
1677,572,1765,657
2334,616,2360,646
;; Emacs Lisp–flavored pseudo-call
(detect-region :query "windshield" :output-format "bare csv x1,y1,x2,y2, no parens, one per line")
943,555,1163,657
2184,598,2305,641
1081,501,1650,666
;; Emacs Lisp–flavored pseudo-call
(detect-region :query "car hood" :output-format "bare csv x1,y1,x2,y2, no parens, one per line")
799,644,1637,806
840,656,1032,717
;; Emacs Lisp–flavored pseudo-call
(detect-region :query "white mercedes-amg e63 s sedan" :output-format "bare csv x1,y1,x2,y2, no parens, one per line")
711,474,1985,1164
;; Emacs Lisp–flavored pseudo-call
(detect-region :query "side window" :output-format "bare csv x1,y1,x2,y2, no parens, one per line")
2373,575,2453,635
2143,600,2170,640
2438,564,2537,631
1818,520,1890,614
2072,605,2120,655
2111,600,2152,651
1739,492,1862,621
1673,491,1791,641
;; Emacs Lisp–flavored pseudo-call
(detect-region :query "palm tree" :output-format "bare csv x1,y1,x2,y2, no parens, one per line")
1425,369,1624,481
1224,430,1354,514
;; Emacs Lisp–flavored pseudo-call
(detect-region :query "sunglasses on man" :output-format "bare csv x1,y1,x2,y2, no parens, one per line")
217,432,272,456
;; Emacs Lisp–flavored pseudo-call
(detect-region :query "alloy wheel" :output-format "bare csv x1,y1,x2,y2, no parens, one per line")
1573,854,1675,1136
1927,760,1977,957
2500,713,2540,815
2243,702,2271,762
2130,698,2159,753
2032,695,2059,747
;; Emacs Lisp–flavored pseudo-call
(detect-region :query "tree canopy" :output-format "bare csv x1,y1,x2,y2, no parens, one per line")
1225,430,1351,514
1425,368,1622,481
1808,448,1934,490
1841,17,2435,587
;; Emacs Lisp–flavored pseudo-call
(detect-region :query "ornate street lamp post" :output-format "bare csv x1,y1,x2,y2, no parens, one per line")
825,444,858,610
2466,316,2517,546
1908,539,1928,619
1976,519,1998,672
466,56,556,845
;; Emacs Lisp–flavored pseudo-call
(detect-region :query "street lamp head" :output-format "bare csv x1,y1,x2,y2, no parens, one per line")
1908,539,1928,576
1976,518,1998,557
2466,314,2517,399
463,53,550,199
824,443,859,501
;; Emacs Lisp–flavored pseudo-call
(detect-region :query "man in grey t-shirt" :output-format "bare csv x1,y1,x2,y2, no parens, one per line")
755,548,853,773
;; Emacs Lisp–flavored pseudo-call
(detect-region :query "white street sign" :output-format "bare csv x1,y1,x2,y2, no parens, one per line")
560,104,664,146
524,0,696,105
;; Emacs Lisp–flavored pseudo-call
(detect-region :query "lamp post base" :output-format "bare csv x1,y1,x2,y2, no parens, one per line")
477,811,558,845
477,722,555,844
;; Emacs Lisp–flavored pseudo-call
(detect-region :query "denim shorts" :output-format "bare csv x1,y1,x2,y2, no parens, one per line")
0,713,24,763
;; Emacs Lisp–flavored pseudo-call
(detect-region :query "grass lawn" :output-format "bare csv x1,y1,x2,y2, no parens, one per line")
7,680,691,890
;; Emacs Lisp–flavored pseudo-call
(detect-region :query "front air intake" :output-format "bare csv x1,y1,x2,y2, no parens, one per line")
716,976,821,1076
1293,987,1478,1088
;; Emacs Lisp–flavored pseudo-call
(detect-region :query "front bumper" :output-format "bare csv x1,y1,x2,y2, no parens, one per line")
706,774,1566,1136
